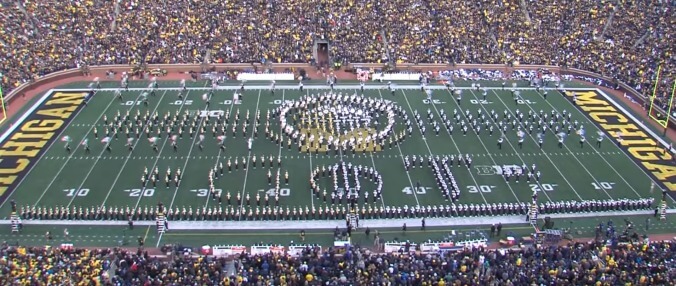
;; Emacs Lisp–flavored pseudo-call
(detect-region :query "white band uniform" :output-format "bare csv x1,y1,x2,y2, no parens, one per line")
272,92,407,152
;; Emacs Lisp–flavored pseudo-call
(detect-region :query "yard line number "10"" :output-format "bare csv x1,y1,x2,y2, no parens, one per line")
64,189,89,197
592,182,615,190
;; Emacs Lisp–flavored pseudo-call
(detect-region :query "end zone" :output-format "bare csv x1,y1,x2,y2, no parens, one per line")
564,89,676,198
0,90,87,204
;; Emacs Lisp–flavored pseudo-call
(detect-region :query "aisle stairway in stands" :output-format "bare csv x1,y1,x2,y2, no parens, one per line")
599,0,619,41
380,29,391,64
225,261,236,276
111,0,121,30
518,0,532,24
316,43,329,67
14,2,36,34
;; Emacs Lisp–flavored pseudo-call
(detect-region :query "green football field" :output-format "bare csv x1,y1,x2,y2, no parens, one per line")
0,79,673,226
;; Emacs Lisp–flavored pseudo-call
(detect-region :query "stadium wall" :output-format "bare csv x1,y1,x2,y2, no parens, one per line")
3,63,674,129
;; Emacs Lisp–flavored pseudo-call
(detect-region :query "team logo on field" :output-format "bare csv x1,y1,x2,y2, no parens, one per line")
274,94,405,154
475,165,524,175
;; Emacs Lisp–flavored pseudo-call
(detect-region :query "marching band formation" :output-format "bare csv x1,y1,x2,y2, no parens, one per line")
309,162,384,206
17,198,654,221
273,92,404,153
43,82,659,224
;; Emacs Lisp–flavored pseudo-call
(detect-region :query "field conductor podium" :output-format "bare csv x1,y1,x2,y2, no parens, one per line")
347,207,359,229
10,200,21,233
156,202,166,234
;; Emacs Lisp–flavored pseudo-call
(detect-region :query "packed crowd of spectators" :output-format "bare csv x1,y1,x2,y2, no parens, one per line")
0,1,673,104
1,240,674,285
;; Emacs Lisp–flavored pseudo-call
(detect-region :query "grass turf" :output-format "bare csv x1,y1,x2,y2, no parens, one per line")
1,80,667,221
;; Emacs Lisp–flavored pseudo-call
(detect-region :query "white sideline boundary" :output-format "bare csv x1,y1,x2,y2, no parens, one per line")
1,209,673,230
0,89,55,144
44,86,603,92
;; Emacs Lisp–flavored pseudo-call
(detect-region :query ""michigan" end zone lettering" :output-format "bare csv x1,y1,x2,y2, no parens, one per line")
567,90,675,195
0,91,85,200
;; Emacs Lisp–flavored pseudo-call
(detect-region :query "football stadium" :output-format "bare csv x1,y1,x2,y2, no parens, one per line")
0,0,674,284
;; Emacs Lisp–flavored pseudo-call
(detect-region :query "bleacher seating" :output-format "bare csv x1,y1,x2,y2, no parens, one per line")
1,241,674,284
0,1,671,107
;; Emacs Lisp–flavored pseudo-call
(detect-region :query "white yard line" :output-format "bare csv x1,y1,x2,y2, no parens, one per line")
402,89,495,209
370,89,419,209
32,90,137,207
542,89,644,198
492,90,611,199
464,89,554,202
202,94,239,209
438,89,524,204
101,91,190,213
236,90,262,220
166,87,214,211
157,81,213,247
300,90,315,209
368,154,386,209
84,90,169,209
487,89,584,200
309,147,315,209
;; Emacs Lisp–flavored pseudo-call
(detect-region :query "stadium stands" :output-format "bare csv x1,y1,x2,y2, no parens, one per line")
0,2,674,283
0,241,674,285
0,0,673,102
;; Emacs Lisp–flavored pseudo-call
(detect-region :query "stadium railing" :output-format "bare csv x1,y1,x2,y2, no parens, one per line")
2,63,674,128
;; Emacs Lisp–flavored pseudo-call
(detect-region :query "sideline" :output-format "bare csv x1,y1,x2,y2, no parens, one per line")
2,209,672,230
